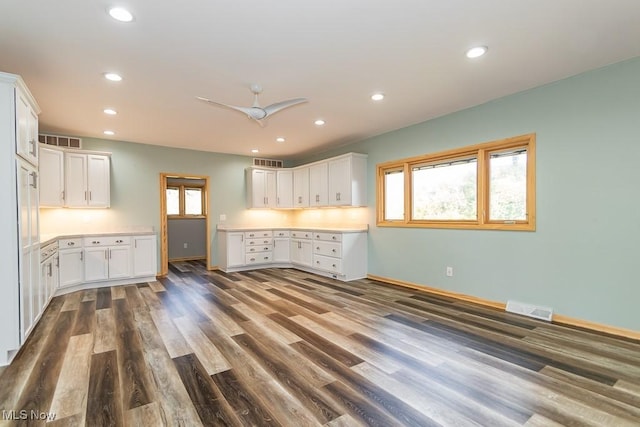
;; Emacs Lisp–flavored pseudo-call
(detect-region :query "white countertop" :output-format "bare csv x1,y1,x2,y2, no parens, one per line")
217,225,368,233
40,229,156,246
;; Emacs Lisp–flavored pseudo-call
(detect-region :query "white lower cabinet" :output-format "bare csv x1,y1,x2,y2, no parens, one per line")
218,228,367,281
133,235,157,277
59,238,84,288
57,233,157,292
83,236,131,282
273,230,290,263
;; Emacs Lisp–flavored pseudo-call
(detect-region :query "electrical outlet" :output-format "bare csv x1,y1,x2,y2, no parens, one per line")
183,243,188,249
446,266,453,277
219,214,227,221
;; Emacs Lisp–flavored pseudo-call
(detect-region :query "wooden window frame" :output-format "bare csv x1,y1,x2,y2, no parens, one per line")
166,183,207,219
376,133,536,231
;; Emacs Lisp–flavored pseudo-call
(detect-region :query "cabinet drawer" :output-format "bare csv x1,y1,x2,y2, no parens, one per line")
314,241,342,258
244,230,272,239
246,244,273,254
59,238,83,249
246,237,273,246
83,236,131,246
273,230,290,238
313,254,342,274
245,253,272,265
313,232,342,242
291,230,312,239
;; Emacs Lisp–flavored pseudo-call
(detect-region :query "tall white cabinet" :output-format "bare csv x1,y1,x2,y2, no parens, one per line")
0,72,41,365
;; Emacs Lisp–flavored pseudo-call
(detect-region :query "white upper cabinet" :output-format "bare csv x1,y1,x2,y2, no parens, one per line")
15,87,39,167
327,153,368,207
65,152,111,208
39,146,64,207
276,169,293,208
246,168,277,208
309,161,328,207
293,166,309,208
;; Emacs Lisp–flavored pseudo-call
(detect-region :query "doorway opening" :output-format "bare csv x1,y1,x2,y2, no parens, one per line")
159,173,211,276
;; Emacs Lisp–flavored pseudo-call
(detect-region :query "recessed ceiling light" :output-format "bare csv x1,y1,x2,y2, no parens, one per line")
314,119,325,126
108,7,134,22
251,149,259,153
371,93,385,101
466,46,488,59
104,72,122,82
103,108,117,115
275,137,286,143
103,130,115,136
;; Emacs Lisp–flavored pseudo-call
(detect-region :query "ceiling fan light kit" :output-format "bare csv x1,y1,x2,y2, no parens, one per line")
197,84,307,127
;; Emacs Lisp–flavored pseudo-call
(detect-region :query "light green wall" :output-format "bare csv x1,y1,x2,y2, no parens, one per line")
299,57,640,331
79,139,254,268
82,56,640,331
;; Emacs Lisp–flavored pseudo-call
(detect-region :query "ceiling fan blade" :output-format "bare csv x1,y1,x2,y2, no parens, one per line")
196,96,253,116
263,98,308,116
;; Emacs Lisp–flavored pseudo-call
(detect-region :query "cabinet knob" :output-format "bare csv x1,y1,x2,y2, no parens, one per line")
332,236,337,240
332,264,337,268
332,249,337,253
67,242,75,246
250,258,255,262
316,261,320,264
316,247,320,250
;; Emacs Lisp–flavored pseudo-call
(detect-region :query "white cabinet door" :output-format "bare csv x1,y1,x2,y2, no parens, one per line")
273,237,290,263
290,239,313,267
65,153,87,206
15,89,38,166
227,232,245,267
20,248,33,340
84,247,109,282
59,248,84,288
327,153,367,207
133,235,157,277
39,147,65,207
87,154,110,207
108,246,131,279
276,170,293,208
328,155,351,206
293,167,309,208
309,162,328,207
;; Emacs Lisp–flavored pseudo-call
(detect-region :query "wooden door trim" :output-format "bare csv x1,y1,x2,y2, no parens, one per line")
159,172,211,276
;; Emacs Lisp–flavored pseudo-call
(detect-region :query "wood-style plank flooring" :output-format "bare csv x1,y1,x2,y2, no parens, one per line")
1,261,639,426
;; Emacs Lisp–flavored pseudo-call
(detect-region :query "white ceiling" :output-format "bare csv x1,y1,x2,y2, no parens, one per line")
2,1,640,160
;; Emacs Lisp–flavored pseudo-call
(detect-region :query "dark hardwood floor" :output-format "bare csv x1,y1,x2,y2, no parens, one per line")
1,261,639,426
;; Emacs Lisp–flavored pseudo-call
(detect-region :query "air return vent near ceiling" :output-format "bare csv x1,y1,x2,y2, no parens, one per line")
39,133,82,149
253,158,283,168
506,300,553,322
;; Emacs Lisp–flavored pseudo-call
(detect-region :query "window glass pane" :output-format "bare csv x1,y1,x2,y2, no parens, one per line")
166,188,180,215
384,170,404,220
412,159,477,220
185,188,203,215
489,150,527,221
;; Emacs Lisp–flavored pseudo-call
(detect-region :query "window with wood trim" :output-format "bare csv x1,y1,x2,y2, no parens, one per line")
166,184,206,218
377,133,536,230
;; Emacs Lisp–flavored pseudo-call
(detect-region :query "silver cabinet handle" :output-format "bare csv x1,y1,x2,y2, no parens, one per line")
67,241,75,246
29,139,37,156
298,196,302,204
332,236,337,240
30,171,38,189
80,252,83,261
116,239,123,243
332,249,337,253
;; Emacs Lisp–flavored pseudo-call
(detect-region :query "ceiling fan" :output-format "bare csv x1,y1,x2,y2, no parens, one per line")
196,84,307,127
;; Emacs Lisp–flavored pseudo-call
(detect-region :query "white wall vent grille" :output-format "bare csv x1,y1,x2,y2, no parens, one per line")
38,133,82,149
506,300,553,322
253,158,283,168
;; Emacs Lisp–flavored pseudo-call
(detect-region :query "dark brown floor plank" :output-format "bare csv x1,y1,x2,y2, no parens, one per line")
85,350,123,427
173,353,241,426
212,369,283,426
71,300,96,336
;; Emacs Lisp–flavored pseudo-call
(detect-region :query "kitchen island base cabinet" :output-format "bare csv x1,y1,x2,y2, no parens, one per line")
217,228,367,281
55,233,158,296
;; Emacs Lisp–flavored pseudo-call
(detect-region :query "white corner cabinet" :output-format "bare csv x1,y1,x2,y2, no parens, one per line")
57,233,157,294
218,227,367,281
39,145,111,208
1,71,42,365
246,152,367,209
